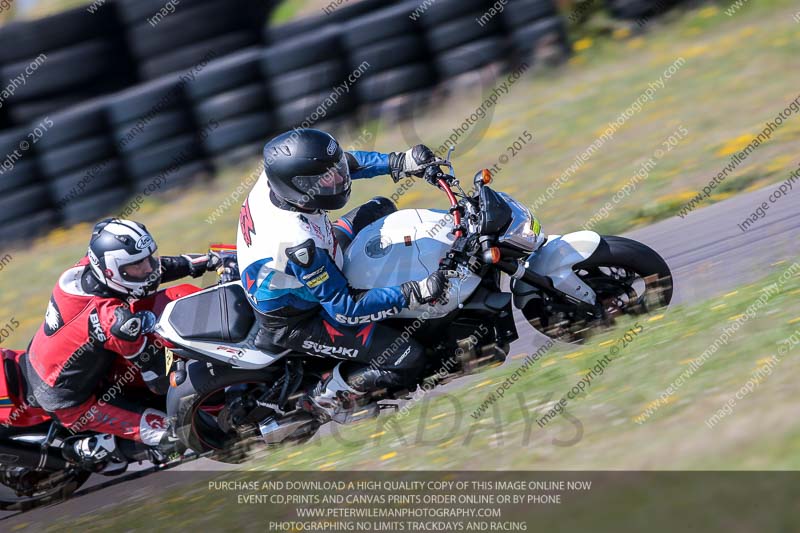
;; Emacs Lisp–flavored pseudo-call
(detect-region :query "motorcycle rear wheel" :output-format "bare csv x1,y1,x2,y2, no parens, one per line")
0,467,91,511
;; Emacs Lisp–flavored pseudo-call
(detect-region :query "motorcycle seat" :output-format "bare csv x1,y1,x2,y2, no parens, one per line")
168,283,255,343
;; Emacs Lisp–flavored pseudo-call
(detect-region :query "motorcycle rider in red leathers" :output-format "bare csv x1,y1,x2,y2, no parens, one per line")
22,218,219,472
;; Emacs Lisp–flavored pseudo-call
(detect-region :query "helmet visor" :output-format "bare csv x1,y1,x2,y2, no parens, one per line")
291,153,351,200
120,255,160,283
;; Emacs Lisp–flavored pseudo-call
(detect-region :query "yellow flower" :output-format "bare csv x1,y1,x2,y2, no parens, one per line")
613,27,631,40
697,6,719,18
573,38,593,52
626,37,645,50
716,134,753,156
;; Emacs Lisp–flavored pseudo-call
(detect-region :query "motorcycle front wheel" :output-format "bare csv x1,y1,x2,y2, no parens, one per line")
522,235,673,342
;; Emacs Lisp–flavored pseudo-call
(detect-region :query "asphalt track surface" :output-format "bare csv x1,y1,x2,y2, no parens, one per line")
2,181,797,528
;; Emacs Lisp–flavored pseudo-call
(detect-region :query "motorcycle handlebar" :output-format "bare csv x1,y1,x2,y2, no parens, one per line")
436,177,463,238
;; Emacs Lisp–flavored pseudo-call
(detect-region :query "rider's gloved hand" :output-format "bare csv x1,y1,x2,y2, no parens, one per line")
219,257,240,283
182,252,223,278
389,144,437,182
401,270,458,310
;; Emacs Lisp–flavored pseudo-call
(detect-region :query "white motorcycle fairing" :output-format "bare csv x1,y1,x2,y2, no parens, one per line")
155,282,289,370
524,231,602,305
343,208,482,319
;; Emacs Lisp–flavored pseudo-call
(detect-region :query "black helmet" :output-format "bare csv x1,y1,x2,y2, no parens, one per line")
262,129,351,211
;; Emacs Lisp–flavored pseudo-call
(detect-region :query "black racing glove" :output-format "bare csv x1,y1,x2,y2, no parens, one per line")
401,270,458,310
388,144,437,182
181,252,223,278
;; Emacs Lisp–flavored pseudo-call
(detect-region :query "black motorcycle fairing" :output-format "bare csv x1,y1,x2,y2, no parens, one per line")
168,284,255,343
479,186,513,236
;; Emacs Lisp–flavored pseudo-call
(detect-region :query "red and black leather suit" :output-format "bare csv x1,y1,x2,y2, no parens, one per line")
21,255,202,443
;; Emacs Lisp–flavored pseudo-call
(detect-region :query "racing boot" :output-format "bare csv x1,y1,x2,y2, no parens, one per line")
62,434,128,475
300,363,378,424
142,412,187,465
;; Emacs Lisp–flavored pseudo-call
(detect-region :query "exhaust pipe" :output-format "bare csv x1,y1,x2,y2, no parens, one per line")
0,438,68,471
258,414,315,445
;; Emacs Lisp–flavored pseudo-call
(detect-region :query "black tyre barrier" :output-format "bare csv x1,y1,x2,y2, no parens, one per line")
273,91,355,130
201,113,273,154
434,37,509,79
261,27,343,76
107,75,187,125
348,35,427,73
425,13,504,54
114,109,195,154
267,60,346,104
114,110,195,153
0,127,32,158
0,40,117,103
265,0,397,43
0,209,56,243
127,2,247,60
503,0,559,29
6,86,113,126
605,0,683,20
35,99,108,151
341,1,422,50
0,184,51,224
38,136,115,178
0,160,39,195
114,0,218,26
121,134,204,179
354,63,437,104
185,48,262,101
130,159,212,193
0,4,117,63
0,0,579,242
140,32,257,80
59,187,130,226
194,84,270,124
48,159,125,208
510,17,570,61
417,0,494,27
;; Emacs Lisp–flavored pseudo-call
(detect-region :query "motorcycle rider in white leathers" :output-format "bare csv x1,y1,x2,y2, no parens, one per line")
237,129,453,422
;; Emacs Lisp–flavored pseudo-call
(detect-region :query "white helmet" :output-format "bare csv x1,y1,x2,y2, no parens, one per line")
86,218,161,298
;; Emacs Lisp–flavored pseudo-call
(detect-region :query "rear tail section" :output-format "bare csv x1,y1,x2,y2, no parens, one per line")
0,349,49,428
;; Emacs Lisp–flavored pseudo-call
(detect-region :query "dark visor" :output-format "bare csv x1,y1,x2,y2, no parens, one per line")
291,153,350,197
